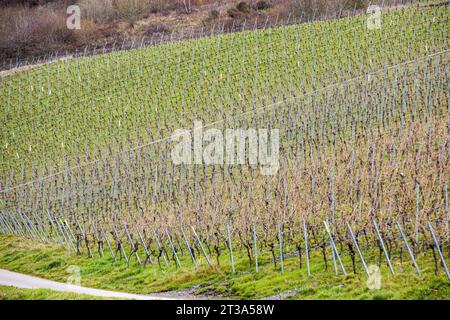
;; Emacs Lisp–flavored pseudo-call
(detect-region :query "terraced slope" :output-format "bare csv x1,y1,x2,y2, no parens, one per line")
0,6,447,178
0,6,448,284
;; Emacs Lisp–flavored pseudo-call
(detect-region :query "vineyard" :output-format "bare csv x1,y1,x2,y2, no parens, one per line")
0,2,449,297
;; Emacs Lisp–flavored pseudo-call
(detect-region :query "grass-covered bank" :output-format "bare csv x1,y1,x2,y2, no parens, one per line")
0,285,107,300
0,235,448,300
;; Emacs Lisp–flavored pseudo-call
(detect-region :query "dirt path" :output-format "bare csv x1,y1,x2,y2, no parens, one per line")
0,268,178,300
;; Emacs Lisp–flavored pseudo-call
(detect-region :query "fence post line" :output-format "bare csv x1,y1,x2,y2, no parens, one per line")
324,220,347,275
21,213,38,240
445,183,448,242
9,212,25,238
6,214,18,236
124,224,142,265
47,210,64,246
0,214,6,234
0,214,14,235
330,240,338,275
7,214,18,236
428,222,450,281
152,228,169,267
166,229,181,268
1,215,10,234
112,224,128,263
181,225,197,269
303,220,311,276
78,218,93,258
55,218,71,250
29,215,45,242
191,226,212,266
226,224,234,273
0,214,9,234
26,214,45,243
18,212,35,240
346,221,369,276
253,225,258,273
101,224,116,262
278,224,284,273
3,214,14,235
65,220,78,252
396,221,421,276
31,212,50,243
415,181,420,243
137,229,154,265
52,217,70,250
59,218,76,252
372,219,395,275
94,227,104,258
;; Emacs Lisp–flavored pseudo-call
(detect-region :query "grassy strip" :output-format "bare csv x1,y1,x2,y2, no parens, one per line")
0,285,108,300
0,235,448,300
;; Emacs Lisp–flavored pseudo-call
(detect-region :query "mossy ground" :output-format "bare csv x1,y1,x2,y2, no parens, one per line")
0,235,448,300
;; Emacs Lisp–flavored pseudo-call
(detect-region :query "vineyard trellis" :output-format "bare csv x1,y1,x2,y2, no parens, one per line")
1,3,447,178
0,2,449,281
0,0,418,72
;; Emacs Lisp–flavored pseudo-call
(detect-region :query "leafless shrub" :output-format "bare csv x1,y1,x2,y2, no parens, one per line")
0,6,73,60
115,0,149,28
202,9,220,27
288,0,369,20
78,0,116,24
288,0,327,19
0,0,60,7
236,1,250,13
147,0,179,14
180,0,192,14
140,22,170,36
73,19,98,45
227,7,245,19
254,1,271,11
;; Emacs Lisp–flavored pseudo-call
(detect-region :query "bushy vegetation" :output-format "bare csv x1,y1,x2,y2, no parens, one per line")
0,234,448,299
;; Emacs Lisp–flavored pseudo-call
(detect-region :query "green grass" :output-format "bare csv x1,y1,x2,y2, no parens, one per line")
0,235,448,300
0,285,107,300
